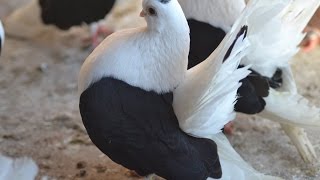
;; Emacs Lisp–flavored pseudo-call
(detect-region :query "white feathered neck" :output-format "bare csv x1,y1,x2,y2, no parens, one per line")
178,0,246,32
78,1,190,95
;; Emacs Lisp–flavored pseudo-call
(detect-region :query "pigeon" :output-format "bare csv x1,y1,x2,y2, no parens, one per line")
179,0,320,163
78,0,294,178
0,154,38,180
78,0,222,179
0,20,4,55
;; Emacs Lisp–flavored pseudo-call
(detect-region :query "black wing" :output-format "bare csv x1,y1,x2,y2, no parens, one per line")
79,77,221,180
39,0,116,30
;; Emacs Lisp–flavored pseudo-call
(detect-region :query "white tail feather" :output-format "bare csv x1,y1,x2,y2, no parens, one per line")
0,154,38,180
240,0,320,78
174,0,295,178
174,42,250,137
0,20,4,52
207,133,283,180
260,89,320,127
174,0,290,138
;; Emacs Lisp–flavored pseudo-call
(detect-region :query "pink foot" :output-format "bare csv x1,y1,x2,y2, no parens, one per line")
223,122,234,135
301,27,320,53
91,25,113,47
81,24,114,48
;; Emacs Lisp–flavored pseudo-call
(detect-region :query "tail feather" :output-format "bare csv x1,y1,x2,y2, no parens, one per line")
207,133,283,180
259,89,320,127
0,154,38,180
0,20,4,55
174,0,291,138
241,0,320,78
174,27,250,137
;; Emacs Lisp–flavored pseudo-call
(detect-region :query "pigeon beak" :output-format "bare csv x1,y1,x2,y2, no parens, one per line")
140,10,146,17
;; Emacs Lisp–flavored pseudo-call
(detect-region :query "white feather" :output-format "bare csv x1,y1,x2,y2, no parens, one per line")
0,154,38,180
174,0,292,178
78,0,190,95
174,37,250,137
207,133,283,180
0,20,4,49
174,0,289,138
241,0,320,78
246,0,320,127
178,0,246,32
241,0,320,163
260,89,320,127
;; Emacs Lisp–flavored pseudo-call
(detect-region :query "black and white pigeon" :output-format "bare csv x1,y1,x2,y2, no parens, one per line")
179,0,320,163
78,0,292,178
0,20,4,55
78,0,223,179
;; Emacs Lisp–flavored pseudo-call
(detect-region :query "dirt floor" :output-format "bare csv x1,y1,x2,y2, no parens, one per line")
0,0,320,180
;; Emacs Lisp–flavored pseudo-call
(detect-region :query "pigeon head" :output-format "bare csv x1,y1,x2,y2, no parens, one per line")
0,20,4,55
141,0,189,33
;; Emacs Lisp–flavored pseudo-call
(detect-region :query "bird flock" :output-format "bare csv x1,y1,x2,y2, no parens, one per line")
0,0,320,179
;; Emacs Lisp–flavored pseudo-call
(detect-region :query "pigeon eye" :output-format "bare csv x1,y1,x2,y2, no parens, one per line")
148,7,157,16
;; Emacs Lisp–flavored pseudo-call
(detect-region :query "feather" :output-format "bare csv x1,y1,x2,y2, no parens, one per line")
174,0,295,178
173,35,250,137
208,133,283,180
0,20,4,55
0,154,38,180
241,0,320,78
260,89,320,127
241,0,320,163
174,0,289,138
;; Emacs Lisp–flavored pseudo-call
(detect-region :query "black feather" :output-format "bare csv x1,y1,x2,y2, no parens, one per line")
80,77,222,180
187,19,226,69
39,0,116,30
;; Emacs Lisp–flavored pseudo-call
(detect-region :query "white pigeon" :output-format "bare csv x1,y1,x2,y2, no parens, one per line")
0,154,38,180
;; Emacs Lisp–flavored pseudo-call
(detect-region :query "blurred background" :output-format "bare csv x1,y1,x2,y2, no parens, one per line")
0,0,320,179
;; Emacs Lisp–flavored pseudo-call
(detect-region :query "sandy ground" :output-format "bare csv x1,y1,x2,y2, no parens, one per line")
0,0,320,179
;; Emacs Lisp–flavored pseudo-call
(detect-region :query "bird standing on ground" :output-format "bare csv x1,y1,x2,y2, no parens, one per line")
78,0,295,178
78,0,223,179
179,0,320,163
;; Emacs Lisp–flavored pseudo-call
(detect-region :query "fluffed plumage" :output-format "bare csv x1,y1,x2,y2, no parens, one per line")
78,0,222,179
